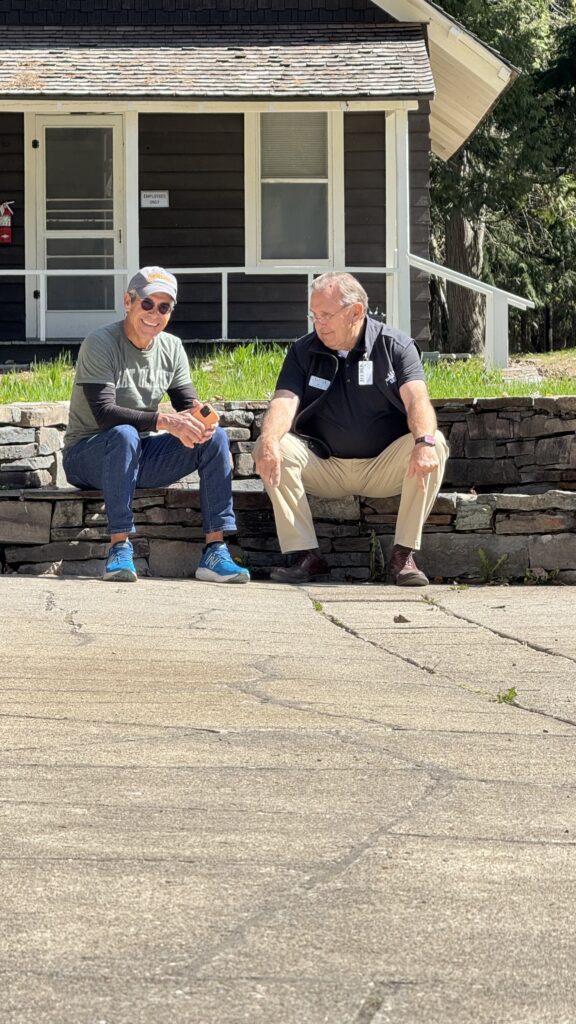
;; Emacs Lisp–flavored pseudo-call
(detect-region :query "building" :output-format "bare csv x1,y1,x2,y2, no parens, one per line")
0,0,519,354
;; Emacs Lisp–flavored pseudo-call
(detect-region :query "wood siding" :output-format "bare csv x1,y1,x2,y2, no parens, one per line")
139,113,244,340
229,275,309,341
0,113,24,342
344,106,431,344
344,111,387,326
0,0,394,26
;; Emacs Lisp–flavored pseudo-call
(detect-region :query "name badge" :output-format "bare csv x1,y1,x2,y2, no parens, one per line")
309,375,330,391
358,361,373,386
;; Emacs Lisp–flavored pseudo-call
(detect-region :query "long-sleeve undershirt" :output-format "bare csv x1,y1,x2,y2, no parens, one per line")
82,382,198,433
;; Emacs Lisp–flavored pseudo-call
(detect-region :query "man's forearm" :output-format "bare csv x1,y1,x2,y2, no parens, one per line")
404,395,437,439
255,392,300,488
260,393,299,443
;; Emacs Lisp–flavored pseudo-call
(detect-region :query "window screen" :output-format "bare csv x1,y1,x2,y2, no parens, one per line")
261,112,328,179
260,113,329,261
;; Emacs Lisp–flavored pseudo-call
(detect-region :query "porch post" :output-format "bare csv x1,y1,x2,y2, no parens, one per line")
24,113,39,340
385,110,411,335
123,111,140,284
485,290,509,369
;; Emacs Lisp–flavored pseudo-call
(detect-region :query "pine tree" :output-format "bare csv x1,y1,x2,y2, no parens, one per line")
432,0,576,353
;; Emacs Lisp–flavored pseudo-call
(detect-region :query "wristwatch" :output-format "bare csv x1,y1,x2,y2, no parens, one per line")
414,434,436,446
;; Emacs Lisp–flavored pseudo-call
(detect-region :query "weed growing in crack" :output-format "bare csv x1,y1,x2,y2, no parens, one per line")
312,600,323,612
369,531,387,582
524,568,560,585
478,547,509,584
492,687,518,705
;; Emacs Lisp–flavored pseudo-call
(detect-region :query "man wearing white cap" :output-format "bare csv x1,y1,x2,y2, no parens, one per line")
63,266,249,584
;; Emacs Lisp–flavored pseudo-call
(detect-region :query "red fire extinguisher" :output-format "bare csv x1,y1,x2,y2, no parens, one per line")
0,202,14,245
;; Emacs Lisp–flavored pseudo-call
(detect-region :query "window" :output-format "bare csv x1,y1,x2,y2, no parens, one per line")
259,112,329,262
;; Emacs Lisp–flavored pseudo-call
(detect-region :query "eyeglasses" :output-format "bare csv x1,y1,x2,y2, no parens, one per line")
139,297,175,316
308,303,353,324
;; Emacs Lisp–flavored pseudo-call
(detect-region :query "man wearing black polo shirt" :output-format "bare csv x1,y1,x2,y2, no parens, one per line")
254,271,448,585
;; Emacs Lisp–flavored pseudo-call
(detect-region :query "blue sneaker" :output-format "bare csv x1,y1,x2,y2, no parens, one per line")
195,543,250,584
103,540,137,582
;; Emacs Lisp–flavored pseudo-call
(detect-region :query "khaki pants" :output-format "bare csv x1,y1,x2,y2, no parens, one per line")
263,431,449,553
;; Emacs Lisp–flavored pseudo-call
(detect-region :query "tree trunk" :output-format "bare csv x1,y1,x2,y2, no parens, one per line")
443,151,486,354
445,210,486,354
544,304,553,352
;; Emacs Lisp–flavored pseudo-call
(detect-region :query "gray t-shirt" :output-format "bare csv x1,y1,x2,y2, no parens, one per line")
64,320,191,448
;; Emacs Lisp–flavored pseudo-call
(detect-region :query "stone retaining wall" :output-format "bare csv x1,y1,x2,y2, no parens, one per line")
1,399,575,583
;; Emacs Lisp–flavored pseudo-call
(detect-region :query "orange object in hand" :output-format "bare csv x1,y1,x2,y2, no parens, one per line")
191,403,220,429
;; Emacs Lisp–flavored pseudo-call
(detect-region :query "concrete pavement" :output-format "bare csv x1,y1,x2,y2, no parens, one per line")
1,575,575,1024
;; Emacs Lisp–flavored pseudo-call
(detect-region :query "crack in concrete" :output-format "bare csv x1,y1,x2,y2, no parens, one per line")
506,702,576,731
0,761,413,772
321,610,439,678
187,607,220,631
0,712,225,734
351,977,418,1024
180,776,447,977
351,978,388,1024
222,677,396,731
310,598,576,731
433,599,576,667
388,829,576,848
42,590,96,646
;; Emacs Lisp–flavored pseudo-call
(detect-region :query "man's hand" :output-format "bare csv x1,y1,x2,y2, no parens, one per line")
157,401,216,448
406,442,440,492
254,436,283,489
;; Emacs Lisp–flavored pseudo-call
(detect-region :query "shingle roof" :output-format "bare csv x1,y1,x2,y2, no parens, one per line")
0,23,434,98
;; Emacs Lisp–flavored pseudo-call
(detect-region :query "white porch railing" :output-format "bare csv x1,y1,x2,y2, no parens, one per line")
0,268,128,345
0,261,534,368
408,253,535,369
168,265,398,344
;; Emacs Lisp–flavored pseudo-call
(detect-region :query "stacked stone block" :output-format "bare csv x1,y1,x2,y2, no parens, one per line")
438,397,576,490
1,398,575,582
0,402,68,488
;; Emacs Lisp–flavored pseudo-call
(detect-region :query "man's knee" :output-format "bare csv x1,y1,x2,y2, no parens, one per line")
197,426,232,470
211,425,230,451
107,424,141,452
434,430,449,475
435,429,449,458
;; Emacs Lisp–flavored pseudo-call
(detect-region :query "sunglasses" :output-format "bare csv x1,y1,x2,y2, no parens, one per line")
139,296,175,316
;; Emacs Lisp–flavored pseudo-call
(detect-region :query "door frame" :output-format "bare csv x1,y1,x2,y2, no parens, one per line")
24,111,138,340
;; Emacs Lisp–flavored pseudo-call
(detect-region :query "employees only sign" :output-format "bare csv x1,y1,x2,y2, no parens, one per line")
140,190,169,208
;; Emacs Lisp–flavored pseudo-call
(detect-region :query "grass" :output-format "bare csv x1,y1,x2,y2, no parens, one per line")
189,343,286,401
0,353,76,403
425,357,576,398
0,345,575,404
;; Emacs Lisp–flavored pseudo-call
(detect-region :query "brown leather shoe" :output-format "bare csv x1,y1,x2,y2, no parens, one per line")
270,549,329,584
389,544,429,587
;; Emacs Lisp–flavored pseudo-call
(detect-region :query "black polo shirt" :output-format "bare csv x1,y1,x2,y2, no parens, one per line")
277,325,420,459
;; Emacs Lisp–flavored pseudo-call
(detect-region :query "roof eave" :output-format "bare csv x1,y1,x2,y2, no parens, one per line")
371,0,519,159
0,90,436,102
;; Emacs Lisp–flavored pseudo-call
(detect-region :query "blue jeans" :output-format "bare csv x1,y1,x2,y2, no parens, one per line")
62,425,237,537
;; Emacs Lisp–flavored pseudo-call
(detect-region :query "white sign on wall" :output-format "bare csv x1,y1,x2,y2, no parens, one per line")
140,190,169,208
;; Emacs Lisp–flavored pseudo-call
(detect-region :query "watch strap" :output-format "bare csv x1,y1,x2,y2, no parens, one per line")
414,434,436,446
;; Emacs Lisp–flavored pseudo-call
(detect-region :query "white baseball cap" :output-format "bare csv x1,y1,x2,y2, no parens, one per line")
128,266,177,302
